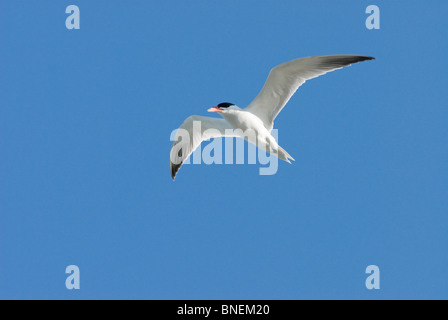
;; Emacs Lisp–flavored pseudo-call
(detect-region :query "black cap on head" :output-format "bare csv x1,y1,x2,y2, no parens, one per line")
217,102,234,109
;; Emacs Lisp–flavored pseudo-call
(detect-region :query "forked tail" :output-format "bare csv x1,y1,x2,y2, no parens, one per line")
277,146,295,164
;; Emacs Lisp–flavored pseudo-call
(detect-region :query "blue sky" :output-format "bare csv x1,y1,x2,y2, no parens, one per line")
1,1,447,299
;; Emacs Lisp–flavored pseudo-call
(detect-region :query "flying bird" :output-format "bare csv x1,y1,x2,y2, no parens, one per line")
170,54,374,180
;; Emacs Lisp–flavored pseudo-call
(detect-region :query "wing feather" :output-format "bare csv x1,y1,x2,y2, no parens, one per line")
245,55,374,131
170,116,236,180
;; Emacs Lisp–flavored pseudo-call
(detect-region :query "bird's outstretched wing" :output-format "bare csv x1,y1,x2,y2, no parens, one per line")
170,115,237,180
245,55,374,131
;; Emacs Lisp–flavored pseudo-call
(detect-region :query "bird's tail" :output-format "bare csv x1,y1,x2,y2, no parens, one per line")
277,146,295,164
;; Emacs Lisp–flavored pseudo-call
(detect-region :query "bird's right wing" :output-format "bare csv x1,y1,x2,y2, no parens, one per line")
170,115,237,180
245,55,375,131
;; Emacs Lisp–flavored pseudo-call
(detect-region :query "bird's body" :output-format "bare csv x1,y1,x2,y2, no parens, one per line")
219,107,277,151
170,55,374,180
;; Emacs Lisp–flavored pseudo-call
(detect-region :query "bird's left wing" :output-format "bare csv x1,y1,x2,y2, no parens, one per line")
245,55,374,131
170,115,237,180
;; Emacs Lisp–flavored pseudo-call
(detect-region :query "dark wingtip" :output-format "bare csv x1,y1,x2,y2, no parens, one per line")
359,56,375,61
170,161,182,181
318,55,375,69
344,55,375,64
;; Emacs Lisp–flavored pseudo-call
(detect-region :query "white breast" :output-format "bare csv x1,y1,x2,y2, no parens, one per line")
220,110,276,148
